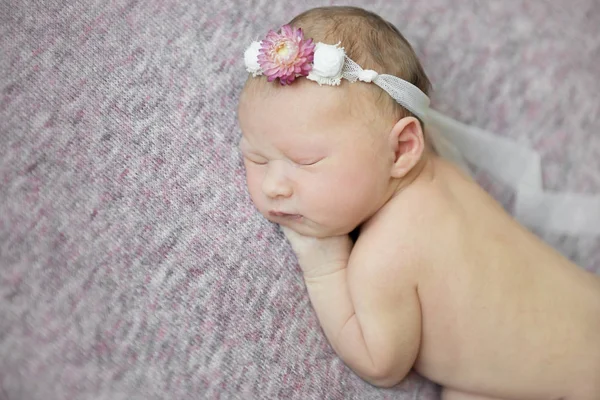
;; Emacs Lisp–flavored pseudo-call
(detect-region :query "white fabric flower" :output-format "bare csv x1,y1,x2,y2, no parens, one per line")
244,41,263,76
307,42,345,86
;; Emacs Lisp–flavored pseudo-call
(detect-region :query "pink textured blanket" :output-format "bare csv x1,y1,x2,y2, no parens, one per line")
1,1,598,398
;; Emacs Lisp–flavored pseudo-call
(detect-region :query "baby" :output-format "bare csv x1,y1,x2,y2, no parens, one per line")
237,6,600,400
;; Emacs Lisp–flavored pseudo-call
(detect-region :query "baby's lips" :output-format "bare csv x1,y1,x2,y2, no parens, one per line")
269,211,302,219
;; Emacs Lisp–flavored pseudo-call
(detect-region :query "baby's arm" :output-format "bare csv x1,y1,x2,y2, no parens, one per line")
282,227,421,387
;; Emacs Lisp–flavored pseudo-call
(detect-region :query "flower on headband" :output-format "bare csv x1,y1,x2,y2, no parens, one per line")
307,42,346,86
257,25,315,85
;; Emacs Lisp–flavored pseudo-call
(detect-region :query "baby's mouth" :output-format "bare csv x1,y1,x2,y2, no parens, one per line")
268,211,303,220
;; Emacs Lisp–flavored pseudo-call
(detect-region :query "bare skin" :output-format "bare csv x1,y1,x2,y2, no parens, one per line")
239,79,600,399
285,155,600,399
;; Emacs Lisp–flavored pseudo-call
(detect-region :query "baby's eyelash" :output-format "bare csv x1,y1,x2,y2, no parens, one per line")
295,157,324,166
243,155,267,165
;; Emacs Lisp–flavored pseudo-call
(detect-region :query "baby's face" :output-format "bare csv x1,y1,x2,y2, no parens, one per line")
238,80,394,237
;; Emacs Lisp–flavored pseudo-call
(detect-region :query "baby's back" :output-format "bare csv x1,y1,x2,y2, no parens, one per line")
397,157,600,399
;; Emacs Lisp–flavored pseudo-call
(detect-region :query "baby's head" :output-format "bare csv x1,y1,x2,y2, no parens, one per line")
238,6,432,237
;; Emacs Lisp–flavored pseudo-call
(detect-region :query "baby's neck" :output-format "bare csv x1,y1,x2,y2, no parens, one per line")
356,151,438,235
389,150,437,199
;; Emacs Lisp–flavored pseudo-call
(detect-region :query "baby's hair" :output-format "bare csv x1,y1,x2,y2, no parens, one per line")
288,6,431,122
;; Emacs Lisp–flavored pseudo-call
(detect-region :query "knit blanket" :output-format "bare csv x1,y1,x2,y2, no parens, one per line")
1,1,599,398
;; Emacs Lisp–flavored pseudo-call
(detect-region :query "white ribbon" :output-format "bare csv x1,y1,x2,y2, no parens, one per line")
337,54,600,236
342,57,430,121
425,110,600,236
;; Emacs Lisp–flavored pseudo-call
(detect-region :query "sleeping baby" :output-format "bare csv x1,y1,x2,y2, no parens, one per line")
237,6,600,400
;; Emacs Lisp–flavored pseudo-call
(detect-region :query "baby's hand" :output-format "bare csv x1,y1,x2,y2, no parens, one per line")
281,226,353,279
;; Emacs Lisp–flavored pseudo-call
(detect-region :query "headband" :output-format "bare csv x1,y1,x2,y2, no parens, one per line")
243,25,430,120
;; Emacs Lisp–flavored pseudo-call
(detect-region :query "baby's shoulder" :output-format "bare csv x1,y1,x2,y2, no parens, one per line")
351,202,429,282
353,182,455,275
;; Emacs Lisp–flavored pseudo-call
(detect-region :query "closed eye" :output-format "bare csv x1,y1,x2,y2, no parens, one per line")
244,156,268,165
295,157,324,166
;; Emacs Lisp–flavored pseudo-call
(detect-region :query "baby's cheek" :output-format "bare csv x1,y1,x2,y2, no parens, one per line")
336,168,379,206
314,173,359,210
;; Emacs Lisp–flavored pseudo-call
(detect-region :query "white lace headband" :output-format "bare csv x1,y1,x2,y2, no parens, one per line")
243,25,430,120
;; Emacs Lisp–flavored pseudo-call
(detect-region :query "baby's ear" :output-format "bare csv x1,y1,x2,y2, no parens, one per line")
388,117,425,178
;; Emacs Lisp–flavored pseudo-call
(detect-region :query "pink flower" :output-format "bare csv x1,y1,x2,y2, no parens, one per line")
257,25,315,85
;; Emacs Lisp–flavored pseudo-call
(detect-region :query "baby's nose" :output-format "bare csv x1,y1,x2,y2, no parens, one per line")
262,164,293,199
